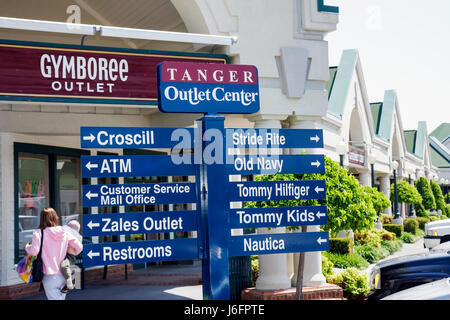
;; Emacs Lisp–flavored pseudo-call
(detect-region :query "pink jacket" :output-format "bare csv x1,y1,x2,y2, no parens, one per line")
25,226,83,275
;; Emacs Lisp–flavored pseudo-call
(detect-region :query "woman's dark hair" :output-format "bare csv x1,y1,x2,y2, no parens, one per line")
39,207,59,229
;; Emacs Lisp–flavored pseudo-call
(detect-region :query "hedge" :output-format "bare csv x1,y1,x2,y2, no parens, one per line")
329,237,353,254
383,224,404,237
403,218,419,235
416,217,430,230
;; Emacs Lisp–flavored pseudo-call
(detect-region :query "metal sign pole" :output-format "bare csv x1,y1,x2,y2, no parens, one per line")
198,114,231,300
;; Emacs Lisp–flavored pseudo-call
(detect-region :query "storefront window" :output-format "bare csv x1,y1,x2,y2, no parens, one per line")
57,156,82,227
17,153,49,258
15,143,87,262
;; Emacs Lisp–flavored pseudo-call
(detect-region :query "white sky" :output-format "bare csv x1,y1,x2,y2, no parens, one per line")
325,0,450,133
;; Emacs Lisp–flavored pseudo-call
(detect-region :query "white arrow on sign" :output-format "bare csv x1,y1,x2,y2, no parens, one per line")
85,161,98,171
310,135,320,143
85,191,98,200
311,160,321,168
315,186,325,194
317,237,327,245
87,250,100,259
83,134,95,143
316,211,326,219
87,221,100,230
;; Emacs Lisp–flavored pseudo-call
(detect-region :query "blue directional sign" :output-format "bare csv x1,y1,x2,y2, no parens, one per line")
83,238,199,268
82,210,198,237
228,205,327,229
82,182,197,207
226,128,323,149
80,126,194,149
226,154,325,175
227,180,326,202
81,155,196,178
229,231,329,257
78,113,329,300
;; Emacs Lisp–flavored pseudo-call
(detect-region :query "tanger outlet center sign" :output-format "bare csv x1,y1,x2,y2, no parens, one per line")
157,61,260,113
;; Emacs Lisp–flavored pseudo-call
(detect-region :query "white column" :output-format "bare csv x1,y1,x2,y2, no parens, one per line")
380,174,392,216
359,171,371,187
1,133,22,285
248,114,291,291
289,115,326,287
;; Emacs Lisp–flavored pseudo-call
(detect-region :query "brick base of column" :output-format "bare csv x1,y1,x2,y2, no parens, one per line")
241,283,344,300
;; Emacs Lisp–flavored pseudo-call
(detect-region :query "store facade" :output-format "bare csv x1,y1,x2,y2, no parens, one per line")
324,48,447,220
0,0,339,295
2,0,447,299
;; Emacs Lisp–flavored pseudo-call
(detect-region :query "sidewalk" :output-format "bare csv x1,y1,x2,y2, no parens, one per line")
18,261,203,300
18,239,429,300
364,238,428,277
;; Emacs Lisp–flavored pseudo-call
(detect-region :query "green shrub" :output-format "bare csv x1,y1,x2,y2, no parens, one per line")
400,232,416,243
329,237,353,254
327,267,370,300
379,213,392,224
431,181,446,214
381,239,403,254
415,203,429,218
251,255,259,286
391,180,422,205
361,185,391,213
403,218,419,235
415,178,436,210
354,245,379,263
416,217,430,230
430,215,440,222
383,224,404,237
354,245,389,264
354,229,382,248
373,228,396,241
323,252,369,270
322,254,334,279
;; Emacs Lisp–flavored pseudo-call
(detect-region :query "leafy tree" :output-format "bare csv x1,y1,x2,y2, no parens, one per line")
390,180,422,205
415,178,436,210
244,157,378,237
361,185,390,213
431,180,446,213
303,157,377,236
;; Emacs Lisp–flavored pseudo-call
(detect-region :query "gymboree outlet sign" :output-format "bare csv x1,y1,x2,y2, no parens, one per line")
157,61,260,114
0,40,227,105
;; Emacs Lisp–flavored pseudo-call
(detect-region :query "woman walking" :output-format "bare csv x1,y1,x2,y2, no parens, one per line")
25,208,83,300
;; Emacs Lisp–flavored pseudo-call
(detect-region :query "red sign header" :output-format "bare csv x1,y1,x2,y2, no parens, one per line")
0,40,227,105
159,61,257,85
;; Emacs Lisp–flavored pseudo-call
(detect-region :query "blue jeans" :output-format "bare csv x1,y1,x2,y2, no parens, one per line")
42,274,67,300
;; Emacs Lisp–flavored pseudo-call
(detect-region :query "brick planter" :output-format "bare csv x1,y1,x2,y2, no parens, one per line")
0,282,42,300
241,283,344,300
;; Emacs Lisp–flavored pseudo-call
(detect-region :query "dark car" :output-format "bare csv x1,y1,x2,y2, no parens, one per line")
367,249,450,300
